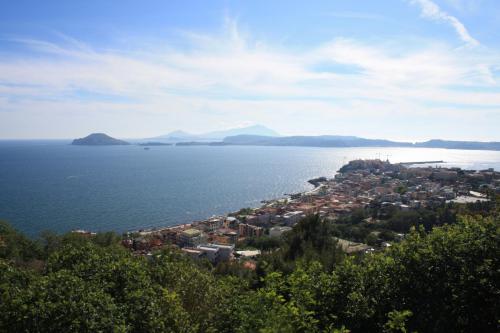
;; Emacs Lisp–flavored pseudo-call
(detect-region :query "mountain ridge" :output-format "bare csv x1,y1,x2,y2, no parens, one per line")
148,124,280,142
209,135,500,151
71,132,500,151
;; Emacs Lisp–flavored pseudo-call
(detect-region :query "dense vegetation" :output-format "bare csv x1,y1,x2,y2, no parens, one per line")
1,201,499,332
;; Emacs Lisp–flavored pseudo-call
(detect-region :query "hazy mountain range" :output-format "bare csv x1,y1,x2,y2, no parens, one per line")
222,135,412,147
73,126,500,151
219,135,500,151
147,124,280,142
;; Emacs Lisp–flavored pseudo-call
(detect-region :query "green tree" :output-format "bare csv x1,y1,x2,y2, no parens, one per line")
0,221,41,263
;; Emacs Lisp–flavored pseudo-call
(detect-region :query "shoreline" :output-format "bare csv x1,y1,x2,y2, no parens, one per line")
121,161,447,236
114,158,498,256
126,176,325,236
83,158,499,238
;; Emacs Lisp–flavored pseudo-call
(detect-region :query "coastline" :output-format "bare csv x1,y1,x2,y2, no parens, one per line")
4,143,499,238
83,158,497,238
126,176,326,236
121,161,446,236
113,158,499,257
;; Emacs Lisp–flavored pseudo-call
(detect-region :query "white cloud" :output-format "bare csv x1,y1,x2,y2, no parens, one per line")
0,18,499,140
409,0,479,46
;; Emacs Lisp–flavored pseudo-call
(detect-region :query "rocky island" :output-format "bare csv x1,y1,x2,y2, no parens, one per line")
72,133,130,146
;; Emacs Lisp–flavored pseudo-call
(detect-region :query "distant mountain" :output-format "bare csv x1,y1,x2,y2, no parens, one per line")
72,133,130,146
149,125,280,142
137,142,172,146
215,135,500,151
202,125,280,139
415,139,500,151
157,130,193,139
222,135,412,148
76,131,500,151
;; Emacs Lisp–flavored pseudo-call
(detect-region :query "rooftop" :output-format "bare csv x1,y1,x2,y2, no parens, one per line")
182,229,202,237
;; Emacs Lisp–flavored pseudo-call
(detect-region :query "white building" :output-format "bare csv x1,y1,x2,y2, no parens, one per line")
191,244,235,263
207,243,234,261
236,250,261,258
283,211,304,226
197,246,220,263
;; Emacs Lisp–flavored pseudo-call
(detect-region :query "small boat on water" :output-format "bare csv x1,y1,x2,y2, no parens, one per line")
144,147,150,150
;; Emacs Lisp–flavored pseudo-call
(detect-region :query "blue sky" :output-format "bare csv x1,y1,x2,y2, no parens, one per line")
1,0,499,140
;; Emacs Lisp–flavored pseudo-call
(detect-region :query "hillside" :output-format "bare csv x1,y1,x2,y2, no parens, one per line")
0,206,498,332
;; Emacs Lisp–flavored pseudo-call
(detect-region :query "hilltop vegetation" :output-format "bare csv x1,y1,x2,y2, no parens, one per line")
1,202,499,332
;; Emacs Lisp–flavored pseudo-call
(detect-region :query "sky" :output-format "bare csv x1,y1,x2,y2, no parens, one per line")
0,0,499,141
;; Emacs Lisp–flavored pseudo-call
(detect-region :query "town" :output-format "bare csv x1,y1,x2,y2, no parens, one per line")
119,159,500,266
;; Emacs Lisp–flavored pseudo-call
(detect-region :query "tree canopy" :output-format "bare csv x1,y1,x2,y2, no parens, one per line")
0,209,499,332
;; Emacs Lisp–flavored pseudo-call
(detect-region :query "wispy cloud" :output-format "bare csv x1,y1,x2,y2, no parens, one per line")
0,18,499,139
409,0,479,46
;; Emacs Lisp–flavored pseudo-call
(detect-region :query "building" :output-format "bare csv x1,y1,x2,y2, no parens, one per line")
283,211,304,226
236,250,261,258
238,223,263,238
433,170,458,181
196,245,219,263
182,244,234,263
182,248,205,260
206,243,234,261
201,217,224,232
380,193,400,202
162,229,180,244
179,229,206,247
224,216,239,228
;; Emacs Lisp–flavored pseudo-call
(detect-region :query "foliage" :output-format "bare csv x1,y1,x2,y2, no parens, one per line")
0,220,41,263
0,207,499,332
383,310,412,333
237,235,282,252
281,215,345,270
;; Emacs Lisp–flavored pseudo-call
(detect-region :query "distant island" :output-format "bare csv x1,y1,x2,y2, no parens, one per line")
172,134,500,151
137,142,172,146
72,133,130,146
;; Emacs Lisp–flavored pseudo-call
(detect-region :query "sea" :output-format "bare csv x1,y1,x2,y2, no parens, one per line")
1,140,500,237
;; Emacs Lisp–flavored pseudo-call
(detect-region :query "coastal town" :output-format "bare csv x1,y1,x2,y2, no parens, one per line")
117,159,500,265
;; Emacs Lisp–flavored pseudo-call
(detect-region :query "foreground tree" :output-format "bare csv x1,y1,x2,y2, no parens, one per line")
0,211,498,332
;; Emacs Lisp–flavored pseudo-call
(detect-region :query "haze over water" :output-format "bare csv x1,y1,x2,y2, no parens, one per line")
1,141,500,237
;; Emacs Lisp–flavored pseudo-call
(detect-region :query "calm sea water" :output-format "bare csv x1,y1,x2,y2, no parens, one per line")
1,140,500,237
